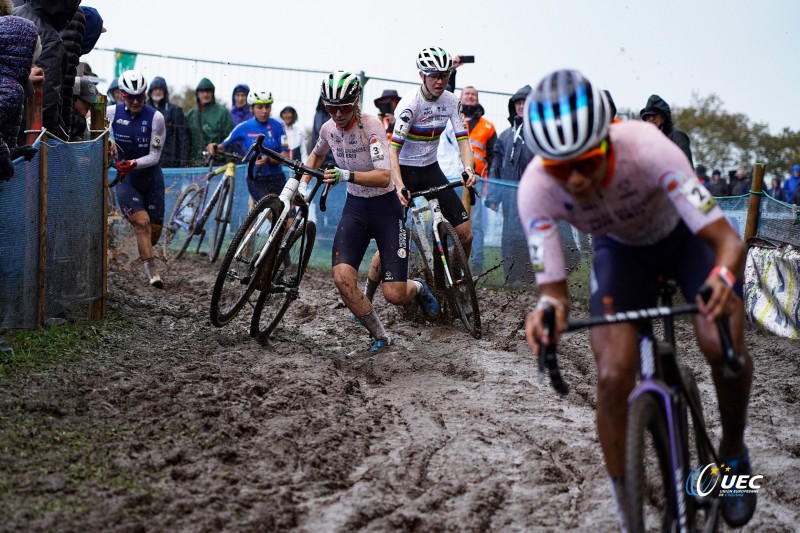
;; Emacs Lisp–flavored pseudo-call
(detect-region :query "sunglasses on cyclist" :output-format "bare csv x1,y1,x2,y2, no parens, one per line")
425,72,451,81
120,92,145,102
324,103,355,115
541,140,609,181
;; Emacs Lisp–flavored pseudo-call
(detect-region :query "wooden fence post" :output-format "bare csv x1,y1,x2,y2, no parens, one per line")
88,95,108,320
744,163,766,242
36,141,48,327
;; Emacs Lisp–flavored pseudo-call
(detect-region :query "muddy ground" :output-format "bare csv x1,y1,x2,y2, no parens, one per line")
1,252,798,532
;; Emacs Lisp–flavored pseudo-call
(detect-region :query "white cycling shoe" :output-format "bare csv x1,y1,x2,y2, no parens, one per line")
142,257,164,289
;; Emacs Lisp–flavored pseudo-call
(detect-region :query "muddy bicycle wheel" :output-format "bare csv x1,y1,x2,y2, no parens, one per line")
209,177,234,263
434,221,481,338
250,218,316,343
163,183,202,262
626,392,679,533
210,194,284,327
409,229,433,287
680,366,720,532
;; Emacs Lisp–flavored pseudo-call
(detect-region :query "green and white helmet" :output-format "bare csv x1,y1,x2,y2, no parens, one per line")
247,90,273,106
320,71,361,105
416,47,453,73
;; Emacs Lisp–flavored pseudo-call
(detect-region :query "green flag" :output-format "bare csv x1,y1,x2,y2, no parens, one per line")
114,50,137,77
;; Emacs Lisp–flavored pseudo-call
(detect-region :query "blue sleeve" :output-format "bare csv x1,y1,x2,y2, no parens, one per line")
221,123,244,150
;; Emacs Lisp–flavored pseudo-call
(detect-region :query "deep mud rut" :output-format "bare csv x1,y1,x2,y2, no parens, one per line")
1,253,798,532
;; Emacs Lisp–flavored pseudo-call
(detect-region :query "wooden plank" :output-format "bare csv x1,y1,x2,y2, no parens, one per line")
88,96,109,320
744,163,766,243
36,141,48,327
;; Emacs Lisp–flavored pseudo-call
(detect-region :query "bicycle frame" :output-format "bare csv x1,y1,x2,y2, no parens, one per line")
234,134,329,278
406,179,476,290
174,160,236,236
541,282,741,532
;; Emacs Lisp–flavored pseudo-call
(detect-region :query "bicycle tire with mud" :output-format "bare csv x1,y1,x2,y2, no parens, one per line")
163,183,202,262
433,221,481,338
209,177,234,263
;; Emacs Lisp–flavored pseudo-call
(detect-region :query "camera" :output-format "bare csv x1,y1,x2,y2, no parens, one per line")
460,55,475,64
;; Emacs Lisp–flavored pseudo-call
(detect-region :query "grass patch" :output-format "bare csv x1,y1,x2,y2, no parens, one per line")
0,313,125,380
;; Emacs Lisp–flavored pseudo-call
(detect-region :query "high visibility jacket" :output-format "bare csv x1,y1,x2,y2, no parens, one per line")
466,115,496,177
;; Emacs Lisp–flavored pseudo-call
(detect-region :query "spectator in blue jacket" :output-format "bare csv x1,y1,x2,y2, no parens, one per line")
147,76,189,167
230,84,251,126
784,164,800,200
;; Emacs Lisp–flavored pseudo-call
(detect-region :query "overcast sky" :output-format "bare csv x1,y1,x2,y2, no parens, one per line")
82,0,798,134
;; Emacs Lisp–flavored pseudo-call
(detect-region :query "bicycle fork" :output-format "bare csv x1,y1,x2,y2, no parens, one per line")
630,334,691,532
429,201,459,289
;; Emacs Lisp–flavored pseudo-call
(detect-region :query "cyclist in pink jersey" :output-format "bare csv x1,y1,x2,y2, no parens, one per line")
519,70,755,530
299,71,441,352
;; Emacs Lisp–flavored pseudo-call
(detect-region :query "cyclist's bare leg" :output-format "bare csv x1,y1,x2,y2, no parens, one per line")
364,251,382,301
151,224,162,247
129,210,156,260
454,220,474,259
590,322,639,477
693,300,752,458
333,263,372,317
381,280,418,306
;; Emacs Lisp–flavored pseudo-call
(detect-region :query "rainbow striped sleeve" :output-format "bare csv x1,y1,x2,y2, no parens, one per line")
454,130,468,142
390,135,405,148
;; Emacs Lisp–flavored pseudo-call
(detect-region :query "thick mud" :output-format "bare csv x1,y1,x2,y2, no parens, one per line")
1,252,798,532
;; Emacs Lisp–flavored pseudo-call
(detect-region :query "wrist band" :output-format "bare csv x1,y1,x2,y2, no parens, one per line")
536,295,565,312
710,265,736,288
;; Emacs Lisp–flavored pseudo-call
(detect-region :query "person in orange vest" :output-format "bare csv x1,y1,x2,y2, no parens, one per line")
461,86,496,276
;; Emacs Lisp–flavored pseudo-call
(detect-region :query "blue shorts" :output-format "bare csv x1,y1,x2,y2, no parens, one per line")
400,162,469,228
115,166,165,225
333,191,408,283
248,174,286,203
590,221,743,315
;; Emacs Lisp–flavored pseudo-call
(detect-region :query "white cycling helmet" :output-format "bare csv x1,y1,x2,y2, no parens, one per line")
247,90,273,106
118,70,148,96
416,46,453,74
523,69,611,161
320,71,361,105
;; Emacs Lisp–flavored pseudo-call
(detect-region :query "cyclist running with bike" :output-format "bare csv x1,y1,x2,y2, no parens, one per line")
107,70,167,289
519,70,755,531
207,90,289,203
362,47,477,302
299,71,441,352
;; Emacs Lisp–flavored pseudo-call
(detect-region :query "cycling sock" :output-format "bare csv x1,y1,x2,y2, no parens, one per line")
412,279,423,296
364,278,380,302
607,475,629,533
359,308,387,341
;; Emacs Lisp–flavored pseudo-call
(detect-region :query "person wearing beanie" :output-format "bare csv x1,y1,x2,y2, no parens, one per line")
230,83,251,126
185,77,233,165
0,15,39,180
147,76,189,167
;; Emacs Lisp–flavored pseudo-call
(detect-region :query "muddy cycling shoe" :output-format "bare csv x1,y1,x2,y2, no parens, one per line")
369,337,391,352
414,279,441,319
142,257,164,289
720,447,757,527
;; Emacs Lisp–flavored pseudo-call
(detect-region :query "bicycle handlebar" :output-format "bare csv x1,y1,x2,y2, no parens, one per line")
539,306,569,395
537,283,742,395
401,172,479,205
245,133,330,212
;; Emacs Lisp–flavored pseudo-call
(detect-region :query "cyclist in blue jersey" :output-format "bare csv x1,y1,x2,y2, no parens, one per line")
207,90,289,203
107,70,167,289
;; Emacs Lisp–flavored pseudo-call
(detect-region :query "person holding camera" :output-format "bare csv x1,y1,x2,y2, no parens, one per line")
373,89,401,140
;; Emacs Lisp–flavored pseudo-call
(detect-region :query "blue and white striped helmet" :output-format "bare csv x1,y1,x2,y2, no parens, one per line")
523,69,610,161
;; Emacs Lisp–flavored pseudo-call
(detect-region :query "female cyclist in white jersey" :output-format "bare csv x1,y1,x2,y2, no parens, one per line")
300,71,441,352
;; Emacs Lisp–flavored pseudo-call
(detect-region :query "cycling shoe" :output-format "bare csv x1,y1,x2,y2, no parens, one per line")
719,447,757,527
414,279,441,319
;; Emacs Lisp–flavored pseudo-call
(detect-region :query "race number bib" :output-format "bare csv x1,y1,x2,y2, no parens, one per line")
679,179,716,214
370,138,385,162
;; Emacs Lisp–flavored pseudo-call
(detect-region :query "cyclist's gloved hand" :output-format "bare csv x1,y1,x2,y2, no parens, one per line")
116,159,137,176
0,156,14,182
11,145,38,162
325,167,352,186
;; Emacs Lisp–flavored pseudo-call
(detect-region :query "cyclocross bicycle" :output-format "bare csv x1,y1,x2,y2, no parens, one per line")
209,134,329,344
539,280,744,532
404,176,481,338
163,151,240,263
